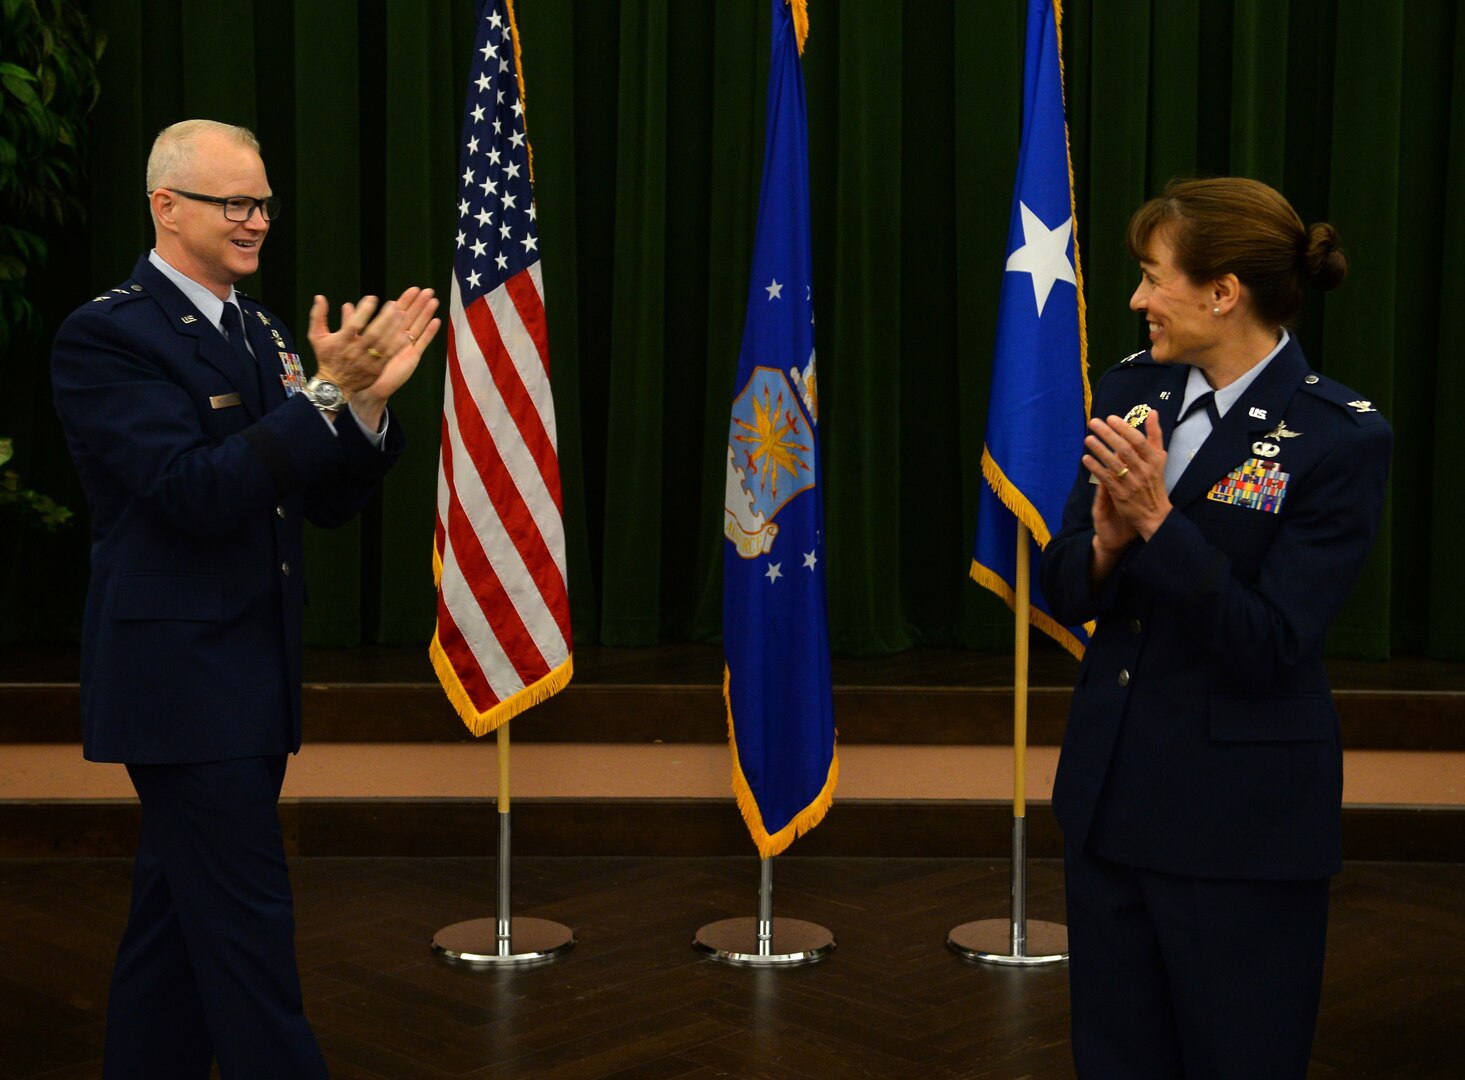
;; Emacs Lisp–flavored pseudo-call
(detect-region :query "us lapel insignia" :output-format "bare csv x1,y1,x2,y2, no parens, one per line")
1160,391,1172,400
1209,458,1291,514
1248,406,1267,420
1123,403,1152,428
1348,400,1376,413
180,315,197,324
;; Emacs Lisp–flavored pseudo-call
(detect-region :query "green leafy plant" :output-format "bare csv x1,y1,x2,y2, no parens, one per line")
0,0,105,354
0,437,72,530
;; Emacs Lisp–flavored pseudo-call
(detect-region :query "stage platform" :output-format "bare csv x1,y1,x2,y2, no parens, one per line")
3,644,1462,860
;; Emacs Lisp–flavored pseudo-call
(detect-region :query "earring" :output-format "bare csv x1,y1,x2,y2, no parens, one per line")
1212,307,1221,315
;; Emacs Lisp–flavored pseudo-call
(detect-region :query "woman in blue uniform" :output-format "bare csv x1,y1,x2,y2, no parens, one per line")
1040,178,1392,1078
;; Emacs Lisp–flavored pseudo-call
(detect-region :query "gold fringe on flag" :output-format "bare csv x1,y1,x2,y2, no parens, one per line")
973,445,1094,660
969,558,1091,661
787,0,809,56
505,0,535,182
430,630,574,737
979,444,1055,549
723,665,839,859
1053,0,1090,420
430,536,572,736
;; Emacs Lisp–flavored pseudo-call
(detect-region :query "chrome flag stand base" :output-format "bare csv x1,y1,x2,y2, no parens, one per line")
431,813,574,966
432,914,575,965
694,858,834,967
948,816,1067,966
432,762,575,966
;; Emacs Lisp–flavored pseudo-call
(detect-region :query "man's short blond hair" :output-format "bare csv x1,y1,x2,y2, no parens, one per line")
146,120,261,191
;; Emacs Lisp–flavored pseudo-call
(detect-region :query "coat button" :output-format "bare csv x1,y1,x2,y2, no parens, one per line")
1118,669,1130,687
276,505,286,519
281,561,291,576
1129,618,1142,634
1304,374,1319,384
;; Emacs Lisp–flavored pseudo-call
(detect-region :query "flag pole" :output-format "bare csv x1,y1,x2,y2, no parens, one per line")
693,856,834,966
948,521,1068,966
431,721,575,965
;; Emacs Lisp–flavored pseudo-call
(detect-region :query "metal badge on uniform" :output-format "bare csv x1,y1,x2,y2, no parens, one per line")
1348,400,1376,413
210,392,243,410
254,310,271,327
1159,391,1171,400
180,315,198,324
278,351,305,396
269,328,286,349
1123,403,1152,428
1208,458,1290,514
1253,419,1301,458
1248,406,1267,420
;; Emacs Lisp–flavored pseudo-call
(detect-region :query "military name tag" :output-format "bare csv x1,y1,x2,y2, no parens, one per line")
210,392,242,410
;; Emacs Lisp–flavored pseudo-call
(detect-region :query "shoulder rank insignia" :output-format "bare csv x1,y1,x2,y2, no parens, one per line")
1118,350,1144,366
1123,403,1152,428
1348,400,1376,413
92,295,110,302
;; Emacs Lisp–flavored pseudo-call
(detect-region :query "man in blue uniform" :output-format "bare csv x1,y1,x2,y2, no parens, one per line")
51,119,440,1077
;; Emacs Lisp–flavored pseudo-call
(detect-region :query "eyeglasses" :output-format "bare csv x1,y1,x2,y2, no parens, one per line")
163,189,282,223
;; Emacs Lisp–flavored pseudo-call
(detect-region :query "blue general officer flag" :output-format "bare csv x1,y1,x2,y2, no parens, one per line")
722,0,836,859
971,0,1092,659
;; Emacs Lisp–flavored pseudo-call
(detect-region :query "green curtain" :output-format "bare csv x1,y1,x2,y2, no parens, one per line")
3,0,1460,660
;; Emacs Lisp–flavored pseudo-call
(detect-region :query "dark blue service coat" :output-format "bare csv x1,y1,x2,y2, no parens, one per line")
52,254,403,764
1040,336,1392,881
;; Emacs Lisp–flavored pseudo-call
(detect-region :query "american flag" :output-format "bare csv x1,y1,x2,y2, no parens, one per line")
431,0,572,735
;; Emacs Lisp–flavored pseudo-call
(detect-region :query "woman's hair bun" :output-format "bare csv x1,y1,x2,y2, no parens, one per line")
1303,222,1347,291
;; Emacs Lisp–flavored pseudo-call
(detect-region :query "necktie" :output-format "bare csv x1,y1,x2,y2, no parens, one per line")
219,303,257,388
1164,390,1221,492
1180,389,1221,426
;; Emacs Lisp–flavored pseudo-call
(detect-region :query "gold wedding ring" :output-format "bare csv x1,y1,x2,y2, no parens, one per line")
367,347,385,359
1114,466,1130,479
406,332,417,343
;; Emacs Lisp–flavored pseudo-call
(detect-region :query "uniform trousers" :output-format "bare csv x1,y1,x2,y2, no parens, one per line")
1065,844,1329,1080
103,756,328,1079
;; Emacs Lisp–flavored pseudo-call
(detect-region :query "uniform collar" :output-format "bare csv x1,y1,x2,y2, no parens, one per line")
1176,328,1289,421
1166,334,1310,510
132,253,264,419
147,249,243,335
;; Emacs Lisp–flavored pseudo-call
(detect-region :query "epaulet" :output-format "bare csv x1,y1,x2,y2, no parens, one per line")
1114,349,1155,369
88,281,147,307
1297,371,1388,425
237,296,277,329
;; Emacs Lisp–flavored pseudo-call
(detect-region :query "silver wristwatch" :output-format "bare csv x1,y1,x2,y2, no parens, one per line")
301,377,346,413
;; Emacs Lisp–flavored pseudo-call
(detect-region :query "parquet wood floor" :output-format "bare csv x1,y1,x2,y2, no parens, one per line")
1,857,1460,1078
